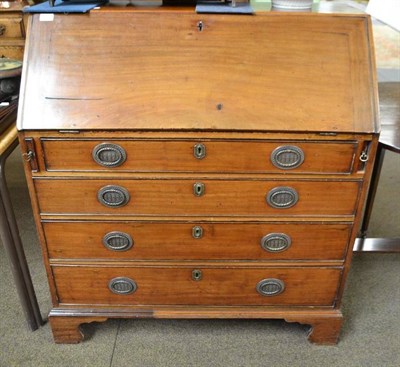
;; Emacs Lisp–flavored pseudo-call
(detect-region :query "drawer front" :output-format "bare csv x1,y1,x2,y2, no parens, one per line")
53,265,342,306
0,45,24,60
41,139,356,174
35,179,360,216
0,16,24,39
44,222,351,260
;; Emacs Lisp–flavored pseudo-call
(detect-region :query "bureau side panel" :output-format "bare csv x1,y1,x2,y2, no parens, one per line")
17,133,59,305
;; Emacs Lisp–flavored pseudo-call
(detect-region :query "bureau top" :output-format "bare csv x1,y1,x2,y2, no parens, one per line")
17,8,378,133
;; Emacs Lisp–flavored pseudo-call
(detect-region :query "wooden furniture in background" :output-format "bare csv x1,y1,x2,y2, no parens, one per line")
0,5,43,330
0,1,29,60
355,82,400,252
18,8,379,344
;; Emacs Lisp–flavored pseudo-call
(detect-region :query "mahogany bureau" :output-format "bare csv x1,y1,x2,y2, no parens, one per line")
17,7,379,344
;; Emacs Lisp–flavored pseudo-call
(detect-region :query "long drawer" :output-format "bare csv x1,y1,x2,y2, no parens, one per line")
35,179,360,216
52,265,342,306
41,139,357,174
44,222,351,260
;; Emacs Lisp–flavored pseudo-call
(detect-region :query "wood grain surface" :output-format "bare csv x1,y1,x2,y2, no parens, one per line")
18,10,377,133
48,308,343,344
52,265,342,306
16,7,380,345
44,221,351,260
34,178,361,216
41,139,357,174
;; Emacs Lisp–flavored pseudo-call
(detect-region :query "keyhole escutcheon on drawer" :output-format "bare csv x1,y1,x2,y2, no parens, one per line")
193,182,205,197
192,269,203,281
192,226,204,239
193,143,206,159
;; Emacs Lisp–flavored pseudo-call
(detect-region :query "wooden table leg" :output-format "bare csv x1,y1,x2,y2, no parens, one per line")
0,139,43,330
356,83,400,252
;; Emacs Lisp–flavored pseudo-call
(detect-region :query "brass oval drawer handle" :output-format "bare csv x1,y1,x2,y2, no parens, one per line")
103,231,133,251
0,24,6,37
266,186,298,209
256,278,285,296
271,145,304,170
98,185,130,208
193,143,206,159
261,233,291,253
92,143,127,168
108,277,137,295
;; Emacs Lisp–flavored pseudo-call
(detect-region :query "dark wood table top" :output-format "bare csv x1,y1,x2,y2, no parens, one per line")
378,82,400,153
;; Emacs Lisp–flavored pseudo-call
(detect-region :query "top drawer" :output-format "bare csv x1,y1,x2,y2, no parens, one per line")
41,139,357,174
